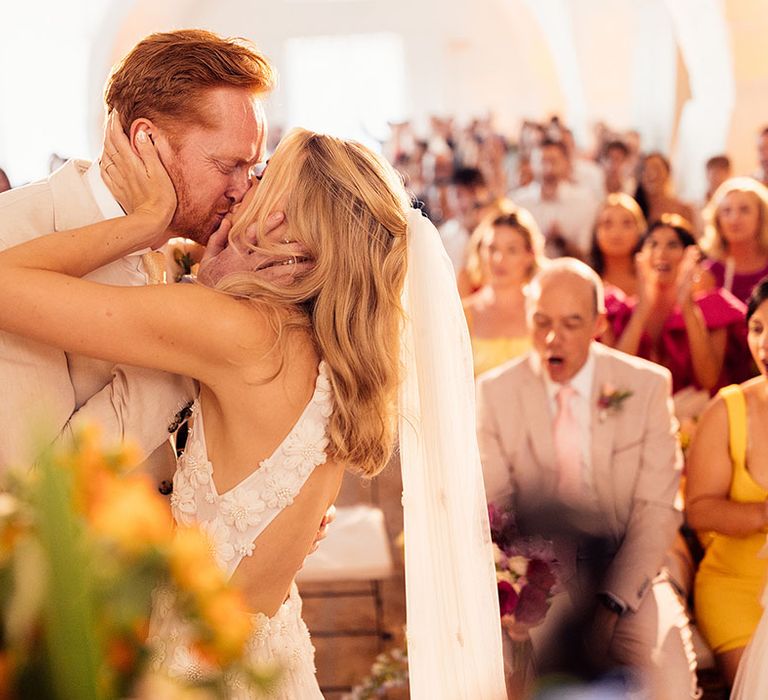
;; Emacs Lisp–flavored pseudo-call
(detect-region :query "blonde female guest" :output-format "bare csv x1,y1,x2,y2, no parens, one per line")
0,117,506,698
700,176,768,305
462,202,545,376
687,277,768,689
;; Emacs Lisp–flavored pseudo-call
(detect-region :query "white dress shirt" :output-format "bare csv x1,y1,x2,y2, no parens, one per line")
70,162,152,407
511,181,599,256
85,161,127,220
437,218,470,275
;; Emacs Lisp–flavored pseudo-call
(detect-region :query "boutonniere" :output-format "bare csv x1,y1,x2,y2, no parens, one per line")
597,383,633,420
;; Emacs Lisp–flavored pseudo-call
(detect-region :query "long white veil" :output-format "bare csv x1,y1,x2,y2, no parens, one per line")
398,208,507,698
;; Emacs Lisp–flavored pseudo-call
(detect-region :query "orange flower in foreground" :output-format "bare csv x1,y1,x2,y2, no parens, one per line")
106,636,139,676
169,528,225,598
90,475,173,554
199,588,253,663
0,650,14,700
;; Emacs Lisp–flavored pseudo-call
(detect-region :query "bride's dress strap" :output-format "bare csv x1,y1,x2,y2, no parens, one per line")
173,363,333,580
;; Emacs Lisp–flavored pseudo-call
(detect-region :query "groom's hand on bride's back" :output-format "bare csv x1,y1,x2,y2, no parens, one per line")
306,504,336,558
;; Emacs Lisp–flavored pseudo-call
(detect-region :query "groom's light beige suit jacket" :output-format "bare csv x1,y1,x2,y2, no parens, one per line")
0,160,194,473
476,341,683,613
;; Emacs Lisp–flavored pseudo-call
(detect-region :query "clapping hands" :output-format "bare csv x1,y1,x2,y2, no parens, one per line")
674,246,703,307
633,247,659,309
634,245,702,309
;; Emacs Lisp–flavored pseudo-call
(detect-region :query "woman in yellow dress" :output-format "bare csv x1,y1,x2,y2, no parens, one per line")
686,275,768,686
462,201,545,377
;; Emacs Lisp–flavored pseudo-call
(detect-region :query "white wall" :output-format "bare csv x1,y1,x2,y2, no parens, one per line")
2,0,768,195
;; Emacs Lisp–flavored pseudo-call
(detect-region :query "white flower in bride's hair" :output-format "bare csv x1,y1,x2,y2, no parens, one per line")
220,489,266,534
282,419,328,477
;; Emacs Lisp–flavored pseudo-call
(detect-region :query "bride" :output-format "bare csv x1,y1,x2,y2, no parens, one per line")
0,116,506,698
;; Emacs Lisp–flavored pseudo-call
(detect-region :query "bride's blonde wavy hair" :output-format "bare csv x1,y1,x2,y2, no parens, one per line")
214,128,411,477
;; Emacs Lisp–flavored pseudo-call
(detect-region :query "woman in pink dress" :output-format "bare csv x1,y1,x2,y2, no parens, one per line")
609,214,746,394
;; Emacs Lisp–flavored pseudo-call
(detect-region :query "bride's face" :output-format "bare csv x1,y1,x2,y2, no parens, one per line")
197,177,309,287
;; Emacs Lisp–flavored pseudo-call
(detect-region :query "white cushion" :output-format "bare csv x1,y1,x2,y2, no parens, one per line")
296,505,394,583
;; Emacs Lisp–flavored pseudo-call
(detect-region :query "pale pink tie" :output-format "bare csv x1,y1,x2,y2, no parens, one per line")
554,384,582,502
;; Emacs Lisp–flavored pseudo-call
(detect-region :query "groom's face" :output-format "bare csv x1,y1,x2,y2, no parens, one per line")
160,87,266,244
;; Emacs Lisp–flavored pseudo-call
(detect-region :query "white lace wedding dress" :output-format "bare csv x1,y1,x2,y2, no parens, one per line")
147,363,333,699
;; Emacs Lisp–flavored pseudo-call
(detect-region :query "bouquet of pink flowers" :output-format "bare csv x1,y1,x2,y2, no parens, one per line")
488,504,559,629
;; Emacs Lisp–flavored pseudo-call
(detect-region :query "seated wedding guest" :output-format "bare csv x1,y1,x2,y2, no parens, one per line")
634,152,695,228
512,139,599,259
476,258,698,699
703,155,732,204
700,176,768,305
462,201,544,376
754,125,768,188
561,128,605,202
589,192,645,298
599,140,636,195
611,215,746,394
438,167,492,274
691,155,733,236
420,148,454,225
686,277,768,688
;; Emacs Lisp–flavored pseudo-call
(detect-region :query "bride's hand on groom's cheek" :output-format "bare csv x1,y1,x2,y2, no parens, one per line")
101,110,177,243
243,215,315,284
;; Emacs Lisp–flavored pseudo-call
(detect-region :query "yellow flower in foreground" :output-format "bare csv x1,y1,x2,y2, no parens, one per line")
169,528,226,598
90,475,173,553
199,588,252,664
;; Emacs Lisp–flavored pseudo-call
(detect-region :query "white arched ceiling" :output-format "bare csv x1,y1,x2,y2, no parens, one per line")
2,0,761,191
662,0,735,198
497,0,734,195
92,0,566,140
0,1,117,184
519,0,590,144
721,0,768,180
87,0,198,154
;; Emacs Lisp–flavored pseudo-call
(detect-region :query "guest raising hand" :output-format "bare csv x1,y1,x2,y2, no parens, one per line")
611,215,745,394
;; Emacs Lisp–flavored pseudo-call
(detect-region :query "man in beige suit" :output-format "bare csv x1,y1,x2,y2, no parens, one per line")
476,258,699,698
0,30,273,474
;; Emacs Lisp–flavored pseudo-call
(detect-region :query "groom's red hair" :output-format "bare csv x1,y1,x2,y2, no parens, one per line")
104,29,274,139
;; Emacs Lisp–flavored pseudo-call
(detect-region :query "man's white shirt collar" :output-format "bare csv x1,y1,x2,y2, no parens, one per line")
85,161,151,258
85,161,126,220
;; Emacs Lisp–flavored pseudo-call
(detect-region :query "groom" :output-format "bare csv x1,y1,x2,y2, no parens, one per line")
0,30,273,475
476,258,699,698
